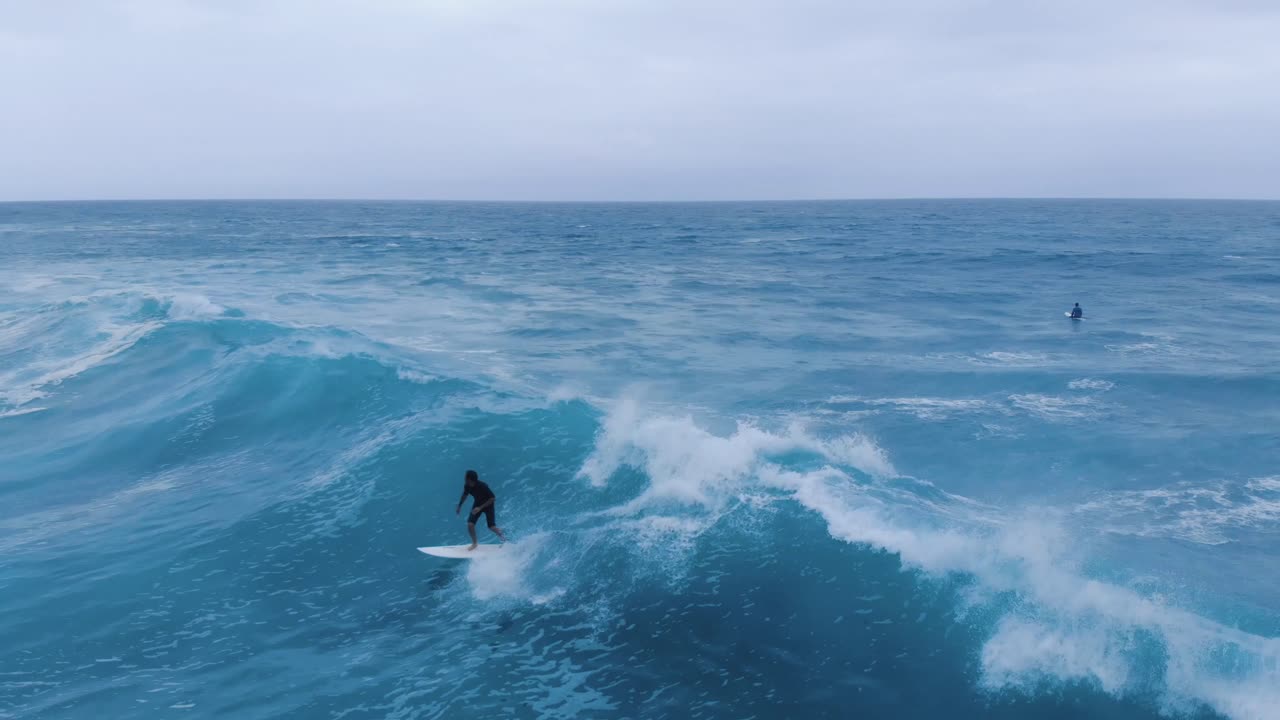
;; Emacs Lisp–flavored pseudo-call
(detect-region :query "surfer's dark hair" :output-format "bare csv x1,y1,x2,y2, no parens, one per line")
465,469,478,482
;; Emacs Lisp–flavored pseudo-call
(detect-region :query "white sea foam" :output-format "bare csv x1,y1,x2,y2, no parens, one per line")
827,395,993,420
576,401,1280,720
0,406,47,419
1106,341,1162,354
606,514,718,580
577,398,894,514
980,616,1135,694
396,367,439,384
980,351,1049,365
161,293,225,320
1068,378,1115,391
1074,478,1280,546
464,533,559,603
545,382,606,406
1247,476,1280,493
1103,335,1206,362
784,467,1280,720
828,393,1105,423
1007,393,1098,421
9,275,59,292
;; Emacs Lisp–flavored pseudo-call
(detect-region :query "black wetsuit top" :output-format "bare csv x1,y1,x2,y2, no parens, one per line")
465,480,495,506
464,480,497,526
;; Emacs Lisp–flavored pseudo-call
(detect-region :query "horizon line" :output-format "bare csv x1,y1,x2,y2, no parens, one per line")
3,196,1279,205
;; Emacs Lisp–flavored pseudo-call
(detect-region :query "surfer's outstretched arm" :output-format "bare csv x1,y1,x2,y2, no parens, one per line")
455,488,468,515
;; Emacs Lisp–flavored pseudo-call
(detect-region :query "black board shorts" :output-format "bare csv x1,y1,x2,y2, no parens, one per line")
469,505,496,527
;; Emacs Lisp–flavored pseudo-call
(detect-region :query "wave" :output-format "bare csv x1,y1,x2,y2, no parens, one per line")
0,314,480,554
3,301,1274,719
571,401,1280,720
0,289,226,408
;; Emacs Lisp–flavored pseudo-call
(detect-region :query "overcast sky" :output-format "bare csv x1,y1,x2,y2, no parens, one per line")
2,0,1278,201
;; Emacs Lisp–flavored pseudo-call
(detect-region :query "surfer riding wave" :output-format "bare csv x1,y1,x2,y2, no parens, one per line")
455,469,508,550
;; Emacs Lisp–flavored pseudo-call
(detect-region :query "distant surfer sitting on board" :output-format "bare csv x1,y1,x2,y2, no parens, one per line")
455,470,507,550
1070,303,1083,319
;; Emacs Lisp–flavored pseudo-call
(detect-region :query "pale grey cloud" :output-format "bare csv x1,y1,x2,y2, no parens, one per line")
2,0,1278,200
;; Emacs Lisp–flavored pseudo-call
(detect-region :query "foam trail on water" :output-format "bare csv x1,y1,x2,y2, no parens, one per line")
1069,378,1116,391
463,533,561,604
826,395,995,420
0,407,46,419
1073,477,1280,546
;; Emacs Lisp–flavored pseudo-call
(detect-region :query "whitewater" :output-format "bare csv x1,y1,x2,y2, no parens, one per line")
1,200,1278,720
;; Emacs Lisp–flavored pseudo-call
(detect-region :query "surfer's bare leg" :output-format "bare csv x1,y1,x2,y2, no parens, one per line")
489,525,507,543
467,523,478,550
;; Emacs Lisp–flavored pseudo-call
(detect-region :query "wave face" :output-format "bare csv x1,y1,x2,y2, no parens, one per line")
2,200,1279,720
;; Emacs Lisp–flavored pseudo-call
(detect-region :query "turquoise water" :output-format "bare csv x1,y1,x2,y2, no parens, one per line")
1,200,1278,719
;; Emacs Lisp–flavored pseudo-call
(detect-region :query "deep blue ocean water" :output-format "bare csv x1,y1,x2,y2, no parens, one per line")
1,200,1278,720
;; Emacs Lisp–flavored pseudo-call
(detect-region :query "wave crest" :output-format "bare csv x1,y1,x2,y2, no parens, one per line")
574,400,1280,720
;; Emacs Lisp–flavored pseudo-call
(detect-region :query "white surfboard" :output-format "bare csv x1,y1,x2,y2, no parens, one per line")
417,544,504,559
1065,312,1083,320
